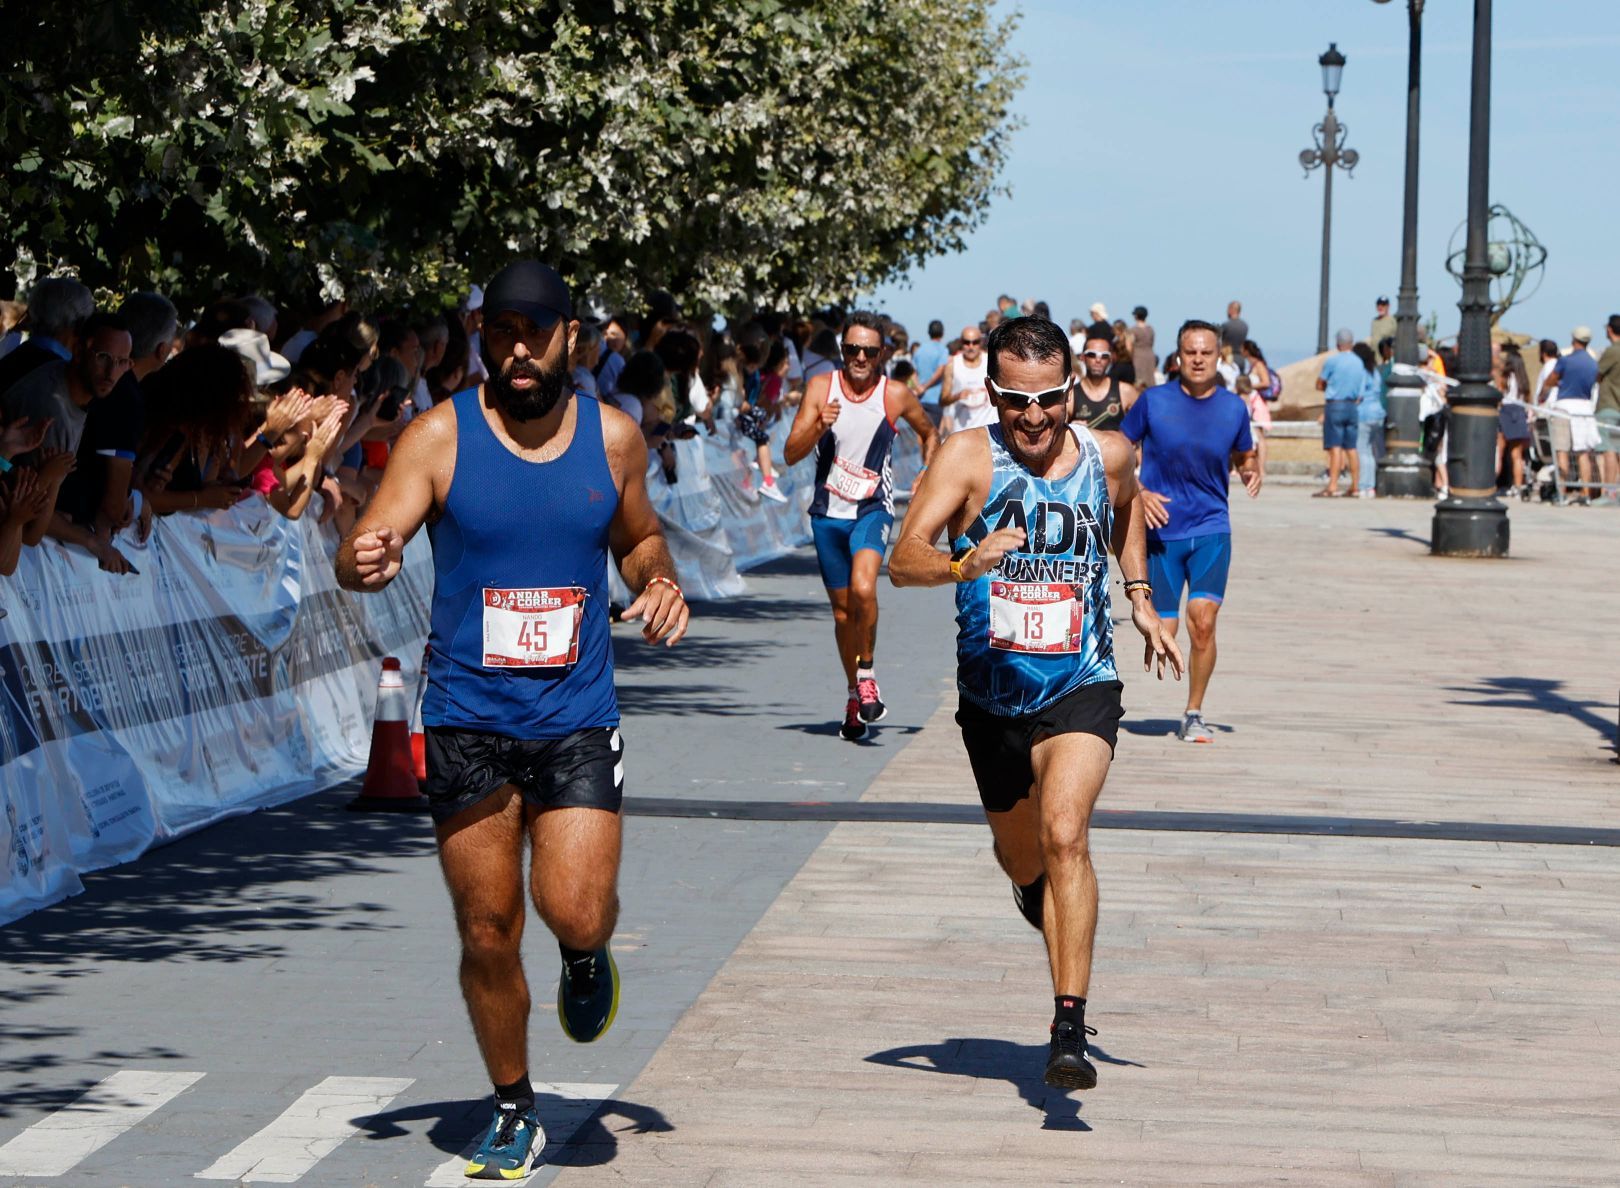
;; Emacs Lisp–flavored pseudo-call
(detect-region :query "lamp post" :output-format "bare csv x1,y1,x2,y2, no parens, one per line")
1300,43,1358,355
1373,0,1433,498
1431,0,1508,556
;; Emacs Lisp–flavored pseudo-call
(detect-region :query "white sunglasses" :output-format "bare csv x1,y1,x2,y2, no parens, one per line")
987,376,1072,410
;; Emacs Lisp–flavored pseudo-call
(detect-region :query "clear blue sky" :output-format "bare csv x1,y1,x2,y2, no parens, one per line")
870,1,1619,365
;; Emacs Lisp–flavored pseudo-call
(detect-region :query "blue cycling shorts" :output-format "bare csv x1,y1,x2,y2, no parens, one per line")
811,511,892,590
1147,532,1232,619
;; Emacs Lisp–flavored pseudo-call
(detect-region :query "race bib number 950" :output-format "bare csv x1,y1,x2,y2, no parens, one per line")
988,581,1083,654
482,587,586,668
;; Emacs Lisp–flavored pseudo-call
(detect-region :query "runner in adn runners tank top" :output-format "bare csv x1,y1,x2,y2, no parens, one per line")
809,371,896,521
421,390,620,738
953,423,1117,716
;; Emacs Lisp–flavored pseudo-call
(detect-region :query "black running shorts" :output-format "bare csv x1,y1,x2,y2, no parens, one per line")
423,724,624,824
955,680,1124,815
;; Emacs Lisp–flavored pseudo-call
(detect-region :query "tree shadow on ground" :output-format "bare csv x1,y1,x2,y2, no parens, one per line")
672,596,829,625
866,1037,1145,1131
738,551,823,580
611,633,772,672
358,1093,672,1168
1446,675,1617,758
0,790,433,1091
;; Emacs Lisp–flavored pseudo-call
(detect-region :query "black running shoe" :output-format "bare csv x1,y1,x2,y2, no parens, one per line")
1010,874,1044,931
1043,1019,1099,1091
855,675,887,724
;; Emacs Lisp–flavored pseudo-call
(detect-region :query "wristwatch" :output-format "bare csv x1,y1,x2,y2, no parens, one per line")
949,543,977,583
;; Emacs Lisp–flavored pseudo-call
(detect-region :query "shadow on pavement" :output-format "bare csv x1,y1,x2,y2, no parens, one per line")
1122,717,1234,737
2,792,430,969
1368,526,1432,548
867,1037,1146,1130
774,721,923,743
675,596,829,624
358,1093,673,1166
740,551,823,579
1446,675,1618,757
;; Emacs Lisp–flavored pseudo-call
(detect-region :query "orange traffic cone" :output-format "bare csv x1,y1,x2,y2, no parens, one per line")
409,646,429,781
346,657,429,812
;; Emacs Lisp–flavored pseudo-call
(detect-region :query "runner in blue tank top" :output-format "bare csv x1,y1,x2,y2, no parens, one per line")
785,311,935,741
337,261,688,1181
890,317,1181,1095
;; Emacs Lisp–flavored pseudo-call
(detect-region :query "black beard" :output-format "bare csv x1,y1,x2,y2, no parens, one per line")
486,351,569,422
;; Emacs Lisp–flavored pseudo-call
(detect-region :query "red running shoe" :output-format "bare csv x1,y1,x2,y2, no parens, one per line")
840,695,867,741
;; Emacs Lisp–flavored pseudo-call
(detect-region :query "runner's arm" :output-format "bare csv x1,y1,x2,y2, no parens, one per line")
604,404,688,646
1232,445,1262,498
1119,382,1141,411
334,407,446,591
938,362,958,407
783,373,831,466
889,433,989,587
1101,433,1182,679
893,386,938,467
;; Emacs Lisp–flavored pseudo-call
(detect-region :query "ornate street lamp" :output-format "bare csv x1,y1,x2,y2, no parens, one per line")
1431,0,1507,555
1372,0,1432,497
1300,44,1359,356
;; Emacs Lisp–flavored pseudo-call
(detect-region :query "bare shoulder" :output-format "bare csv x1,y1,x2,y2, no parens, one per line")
1093,428,1136,475
931,427,989,483
392,397,457,461
599,398,649,479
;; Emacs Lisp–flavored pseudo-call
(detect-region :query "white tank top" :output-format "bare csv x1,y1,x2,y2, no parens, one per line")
949,354,992,432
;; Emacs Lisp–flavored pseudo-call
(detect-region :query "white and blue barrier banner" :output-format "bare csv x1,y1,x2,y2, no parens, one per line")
0,506,432,924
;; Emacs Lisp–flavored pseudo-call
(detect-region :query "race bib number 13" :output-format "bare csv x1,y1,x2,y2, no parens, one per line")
483,587,587,668
988,581,1083,654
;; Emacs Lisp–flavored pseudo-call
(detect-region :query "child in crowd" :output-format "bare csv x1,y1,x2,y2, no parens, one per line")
1236,373,1269,476
735,340,789,503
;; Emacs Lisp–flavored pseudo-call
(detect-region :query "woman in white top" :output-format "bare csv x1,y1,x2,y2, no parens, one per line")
1496,342,1531,497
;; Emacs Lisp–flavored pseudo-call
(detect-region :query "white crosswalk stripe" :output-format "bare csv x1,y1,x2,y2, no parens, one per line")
423,1082,618,1187
0,1069,206,1178
193,1075,415,1183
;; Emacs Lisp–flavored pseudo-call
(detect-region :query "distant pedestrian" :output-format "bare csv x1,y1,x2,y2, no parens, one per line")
1595,315,1620,504
1352,341,1382,498
1314,329,1362,496
1368,296,1397,348
1241,340,1276,402
1496,342,1531,499
1131,307,1156,387
911,320,951,430
1537,326,1600,503
1220,301,1248,357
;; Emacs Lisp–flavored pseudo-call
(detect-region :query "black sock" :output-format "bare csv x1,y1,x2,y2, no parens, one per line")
1053,995,1087,1028
494,1073,533,1112
559,942,594,963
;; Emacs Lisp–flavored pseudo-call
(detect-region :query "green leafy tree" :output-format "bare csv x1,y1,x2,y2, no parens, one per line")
3,1,1022,314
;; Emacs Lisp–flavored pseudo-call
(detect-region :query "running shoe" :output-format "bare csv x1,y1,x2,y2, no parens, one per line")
557,946,620,1043
840,695,867,741
760,480,789,504
1010,874,1045,931
1043,1019,1099,1091
856,675,887,723
1177,711,1213,744
464,1101,545,1180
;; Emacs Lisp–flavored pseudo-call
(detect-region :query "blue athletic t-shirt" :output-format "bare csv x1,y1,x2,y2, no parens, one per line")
1319,351,1366,401
1120,382,1253,542
911,340,949,406
1553,351,1597,401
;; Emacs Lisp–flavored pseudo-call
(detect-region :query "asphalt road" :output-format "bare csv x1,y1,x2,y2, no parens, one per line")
0,547,959,1187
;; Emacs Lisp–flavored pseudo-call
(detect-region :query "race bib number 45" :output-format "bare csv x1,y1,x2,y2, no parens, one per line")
988,581,1083,654
825,455,881,503
482,587,586,668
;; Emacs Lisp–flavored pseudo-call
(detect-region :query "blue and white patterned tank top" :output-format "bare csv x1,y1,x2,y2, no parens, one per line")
954,423,1117,716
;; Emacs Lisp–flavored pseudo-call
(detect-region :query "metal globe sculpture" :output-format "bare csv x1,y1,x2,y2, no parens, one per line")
1445,204,1547,326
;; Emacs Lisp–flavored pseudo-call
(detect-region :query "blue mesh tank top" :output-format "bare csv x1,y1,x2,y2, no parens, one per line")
421,390,620,737
954,424,1117,716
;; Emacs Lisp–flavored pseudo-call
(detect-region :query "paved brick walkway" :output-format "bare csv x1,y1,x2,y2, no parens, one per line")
554,488,1620,1185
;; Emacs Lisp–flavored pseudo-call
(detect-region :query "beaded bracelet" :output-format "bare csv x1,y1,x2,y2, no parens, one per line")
1122,580,1152,595
646,575,684,600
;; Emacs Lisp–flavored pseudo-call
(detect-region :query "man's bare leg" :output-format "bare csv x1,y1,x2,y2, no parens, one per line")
1031,732,1112,997
437,786,531,1085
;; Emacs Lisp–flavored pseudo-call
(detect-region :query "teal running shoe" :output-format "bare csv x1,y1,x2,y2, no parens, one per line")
557,945,620,1043
464,1100,543,1180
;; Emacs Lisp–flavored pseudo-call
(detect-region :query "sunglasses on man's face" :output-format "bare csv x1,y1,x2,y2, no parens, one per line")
1081,350,1112,361
841,342,883,359
988,377,1071,411
961,337,983,347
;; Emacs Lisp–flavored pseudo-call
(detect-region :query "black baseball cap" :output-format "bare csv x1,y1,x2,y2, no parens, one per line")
483,260,573,329
1376,295,1390,305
